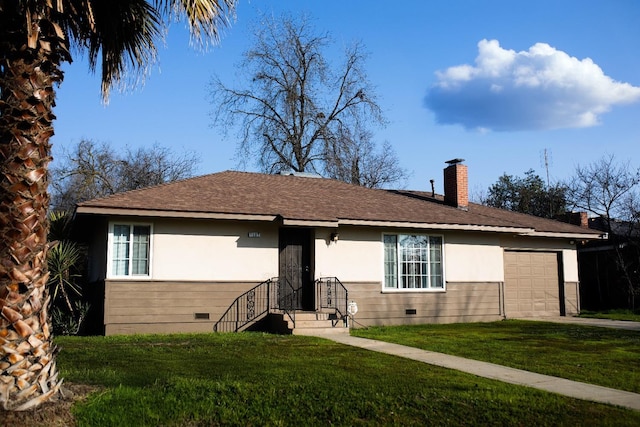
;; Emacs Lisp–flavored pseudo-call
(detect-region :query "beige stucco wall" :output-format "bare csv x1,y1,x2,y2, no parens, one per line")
107,218,578,286
150,219,279,281
561,250,579,282
444,232,504,282
315,228,512,285
314,227,381,281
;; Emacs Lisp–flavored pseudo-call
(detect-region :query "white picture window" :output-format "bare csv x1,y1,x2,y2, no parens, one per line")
384,234,444,290
109,223,151,277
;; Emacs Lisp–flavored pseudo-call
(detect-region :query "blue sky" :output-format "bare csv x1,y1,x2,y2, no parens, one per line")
51,0,640,198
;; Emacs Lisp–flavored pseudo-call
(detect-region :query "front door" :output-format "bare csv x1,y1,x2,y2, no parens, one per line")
279,228,313,311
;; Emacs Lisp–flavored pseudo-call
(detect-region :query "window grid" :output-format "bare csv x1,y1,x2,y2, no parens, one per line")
110,224,151,277
384,235,398,288
132,226,150,275
112,225,131,276
384,234,443,290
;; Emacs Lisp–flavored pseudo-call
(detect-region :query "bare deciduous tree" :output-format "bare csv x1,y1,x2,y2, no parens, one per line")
210,13,407,186
325,128,408,188
50,139,200,211
568,154,640,309
568,154,640,229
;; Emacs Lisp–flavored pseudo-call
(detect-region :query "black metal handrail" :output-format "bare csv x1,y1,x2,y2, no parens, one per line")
214,277,303,333
273,276,300,328
214,279,272,333
213,277,349,332
316,277,348,323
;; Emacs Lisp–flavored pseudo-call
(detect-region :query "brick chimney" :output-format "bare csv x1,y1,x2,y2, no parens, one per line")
443,158,468,210
558,211,589,228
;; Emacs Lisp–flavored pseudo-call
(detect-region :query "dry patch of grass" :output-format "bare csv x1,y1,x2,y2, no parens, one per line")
0,383,100,427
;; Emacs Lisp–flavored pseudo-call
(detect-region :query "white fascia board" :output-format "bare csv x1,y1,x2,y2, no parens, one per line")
281,219,340,227
337,219,533,234
75,206,277,222
520,231,608,240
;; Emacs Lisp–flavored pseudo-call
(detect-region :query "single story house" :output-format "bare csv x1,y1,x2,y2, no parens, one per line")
73,160,604,335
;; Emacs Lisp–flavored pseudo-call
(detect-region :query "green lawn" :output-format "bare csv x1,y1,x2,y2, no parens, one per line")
580,309,640,322
57,332,640,426
352,319,640,393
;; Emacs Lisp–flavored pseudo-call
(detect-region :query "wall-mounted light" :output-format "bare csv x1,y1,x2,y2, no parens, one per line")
330,232,339,242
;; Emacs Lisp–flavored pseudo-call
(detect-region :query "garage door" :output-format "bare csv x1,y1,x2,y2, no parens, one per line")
503,251,563,318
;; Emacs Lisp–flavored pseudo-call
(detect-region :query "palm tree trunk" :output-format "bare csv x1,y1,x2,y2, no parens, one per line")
0,5,64,411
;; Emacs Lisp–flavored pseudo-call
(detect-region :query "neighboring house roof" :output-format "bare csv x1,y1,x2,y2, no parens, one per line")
75,171,604,239
588,216,640,238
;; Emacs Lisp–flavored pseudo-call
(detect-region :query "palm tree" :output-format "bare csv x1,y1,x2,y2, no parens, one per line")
0,0,237,411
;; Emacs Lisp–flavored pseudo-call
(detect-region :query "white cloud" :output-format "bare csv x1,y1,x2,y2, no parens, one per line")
425,39,640,131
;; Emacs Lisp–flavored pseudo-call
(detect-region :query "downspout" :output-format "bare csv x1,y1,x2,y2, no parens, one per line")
499,281,506,319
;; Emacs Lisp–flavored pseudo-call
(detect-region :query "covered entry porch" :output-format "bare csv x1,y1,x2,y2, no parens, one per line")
215,226,351,334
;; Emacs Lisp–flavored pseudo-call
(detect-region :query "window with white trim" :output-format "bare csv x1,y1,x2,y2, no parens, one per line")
384,234,444,290
109,223,151,277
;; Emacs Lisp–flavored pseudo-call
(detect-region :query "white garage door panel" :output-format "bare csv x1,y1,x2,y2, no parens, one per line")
504,251,560,318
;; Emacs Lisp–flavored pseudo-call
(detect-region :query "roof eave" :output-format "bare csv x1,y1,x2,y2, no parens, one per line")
338,219,533,234
519,231,608,240
73,207,606,239
74,206,278,222
282,219,340,227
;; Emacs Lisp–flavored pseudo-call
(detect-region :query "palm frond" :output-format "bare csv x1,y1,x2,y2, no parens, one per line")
156,0,237,46
87,0,163,99
58,1,236,100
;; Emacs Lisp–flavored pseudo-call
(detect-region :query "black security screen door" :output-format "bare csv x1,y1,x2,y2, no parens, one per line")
279,228,313,311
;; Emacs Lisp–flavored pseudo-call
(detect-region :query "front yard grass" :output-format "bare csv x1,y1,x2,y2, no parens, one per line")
579,309,640,322
352,319,640,393
56,332,640,426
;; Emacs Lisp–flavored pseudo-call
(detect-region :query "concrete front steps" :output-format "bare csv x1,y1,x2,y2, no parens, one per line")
289,311,350,336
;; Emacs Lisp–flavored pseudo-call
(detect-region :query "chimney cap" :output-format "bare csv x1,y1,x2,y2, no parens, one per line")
445,158,465,165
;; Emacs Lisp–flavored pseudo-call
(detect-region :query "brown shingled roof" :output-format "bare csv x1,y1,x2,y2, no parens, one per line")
75,171,603,238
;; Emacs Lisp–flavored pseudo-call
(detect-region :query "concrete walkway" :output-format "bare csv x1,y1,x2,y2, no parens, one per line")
309,326,640,411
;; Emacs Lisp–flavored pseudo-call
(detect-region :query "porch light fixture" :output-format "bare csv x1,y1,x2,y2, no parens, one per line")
330,232,339,242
